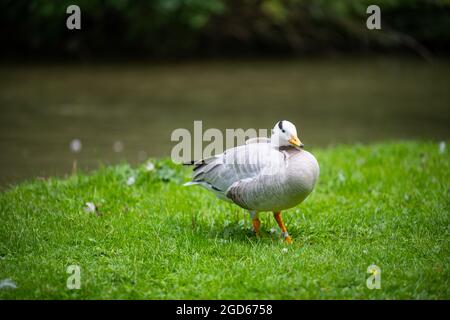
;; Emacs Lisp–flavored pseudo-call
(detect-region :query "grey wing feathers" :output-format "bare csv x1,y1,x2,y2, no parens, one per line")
184,143,286,199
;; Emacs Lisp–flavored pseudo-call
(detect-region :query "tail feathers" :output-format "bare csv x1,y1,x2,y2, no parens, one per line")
183,180,222,192
182,159,208,166
183,181,199,187
183,155,218,169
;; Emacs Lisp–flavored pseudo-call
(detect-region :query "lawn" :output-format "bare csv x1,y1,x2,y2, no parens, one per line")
0,141,448,299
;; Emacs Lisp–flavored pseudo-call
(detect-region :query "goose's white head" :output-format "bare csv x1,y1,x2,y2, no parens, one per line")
271,120,304,149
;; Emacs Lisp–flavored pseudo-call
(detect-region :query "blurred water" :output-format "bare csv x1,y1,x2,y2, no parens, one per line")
0,57,449,188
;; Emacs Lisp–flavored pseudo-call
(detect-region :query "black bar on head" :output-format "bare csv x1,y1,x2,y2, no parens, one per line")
278,121,284,130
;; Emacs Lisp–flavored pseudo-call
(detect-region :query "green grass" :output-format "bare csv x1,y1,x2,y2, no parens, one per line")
0,141,449,299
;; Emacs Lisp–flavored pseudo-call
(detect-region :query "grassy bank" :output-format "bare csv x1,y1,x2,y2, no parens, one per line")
0,141,448,299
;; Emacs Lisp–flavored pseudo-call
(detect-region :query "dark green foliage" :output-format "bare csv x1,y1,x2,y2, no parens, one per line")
1,0,449,58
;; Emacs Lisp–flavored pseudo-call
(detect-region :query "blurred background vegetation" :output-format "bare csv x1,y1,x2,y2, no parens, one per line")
2,0,450,60
0,0,449,187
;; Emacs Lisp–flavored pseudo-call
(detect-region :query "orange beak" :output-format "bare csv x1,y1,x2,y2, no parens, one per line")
288,135,304,149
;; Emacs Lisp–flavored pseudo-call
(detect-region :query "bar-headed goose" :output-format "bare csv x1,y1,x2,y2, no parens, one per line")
184,120,319,243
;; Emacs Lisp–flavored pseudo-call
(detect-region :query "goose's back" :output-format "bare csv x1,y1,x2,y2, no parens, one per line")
186,143,319,212
227,149,319,211
187,143,285,196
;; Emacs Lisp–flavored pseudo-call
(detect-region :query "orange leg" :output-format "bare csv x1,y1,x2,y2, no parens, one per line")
273,211,292,244
250,211,261,236
252,219,261,236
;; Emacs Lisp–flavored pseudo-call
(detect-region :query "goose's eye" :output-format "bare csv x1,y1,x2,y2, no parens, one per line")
282,129,286,133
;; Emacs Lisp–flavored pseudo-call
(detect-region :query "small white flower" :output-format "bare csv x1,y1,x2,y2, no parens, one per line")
70,139,82,153
269,228,277,234
281,248,288,253
338,171,346,182
363,249,368,254
127,176,136,186
439,141,446,154
145,162,155,172
0,279,17,290
113,140,124,153
85,202,96,213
